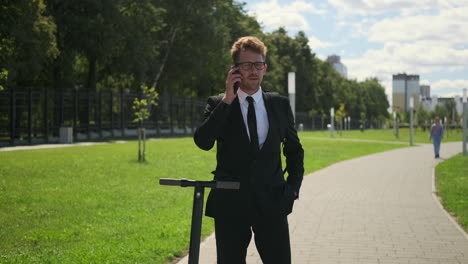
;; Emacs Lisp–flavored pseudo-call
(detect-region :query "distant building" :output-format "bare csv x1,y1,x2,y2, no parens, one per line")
393,74,464,115
421,95,433,112
392,73,420,112
454,95,463,114
423,96,464,115
326,55,347,79
420,85,430,99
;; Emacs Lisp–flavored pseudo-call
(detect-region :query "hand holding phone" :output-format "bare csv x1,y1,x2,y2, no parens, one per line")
223,67,242,104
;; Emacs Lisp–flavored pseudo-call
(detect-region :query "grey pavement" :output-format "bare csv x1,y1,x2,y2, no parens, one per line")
0,141,127,151
177,142,468,264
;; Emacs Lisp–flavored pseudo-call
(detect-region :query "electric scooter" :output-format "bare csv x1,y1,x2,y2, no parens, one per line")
159,178,240,264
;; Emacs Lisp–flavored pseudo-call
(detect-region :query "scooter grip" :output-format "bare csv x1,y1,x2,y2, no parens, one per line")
159,178,181,186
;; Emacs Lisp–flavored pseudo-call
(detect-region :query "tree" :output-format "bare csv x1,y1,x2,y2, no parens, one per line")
1,0,395,138
416,104,430,131
335,104,346,135
158,0,263,98
46,0,128,92
0,69,7,91
432,104,447,120
316,61,338,115
360,112,366,131
444,99,457,129
107,0,165,90
360,78,389,122
132,85,159,162
1,0,58,89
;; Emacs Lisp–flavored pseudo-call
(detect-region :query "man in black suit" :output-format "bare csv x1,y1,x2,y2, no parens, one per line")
194,36,304,264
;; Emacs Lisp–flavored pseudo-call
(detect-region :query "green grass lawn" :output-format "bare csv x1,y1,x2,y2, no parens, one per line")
301,128,464,143
0,136,406,263
0,139,218,263
435,153,468,232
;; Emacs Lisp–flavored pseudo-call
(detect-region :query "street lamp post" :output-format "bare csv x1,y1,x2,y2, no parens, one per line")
330,107,334,138
288,72,296,122
444,116,448,136
463,88,467,156
343,117,347,132
410,98,414,146
394,111,399,138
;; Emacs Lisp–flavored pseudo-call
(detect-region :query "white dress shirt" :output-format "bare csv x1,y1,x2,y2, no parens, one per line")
237,88,269,149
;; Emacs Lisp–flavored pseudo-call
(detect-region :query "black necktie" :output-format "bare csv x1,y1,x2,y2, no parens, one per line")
246,96,259,153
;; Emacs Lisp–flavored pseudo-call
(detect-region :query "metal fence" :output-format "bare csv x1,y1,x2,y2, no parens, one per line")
0,89,207,146
295,112,366,131
0,89,374,147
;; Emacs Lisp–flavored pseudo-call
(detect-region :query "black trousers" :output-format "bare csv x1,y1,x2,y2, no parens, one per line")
214,215,291,264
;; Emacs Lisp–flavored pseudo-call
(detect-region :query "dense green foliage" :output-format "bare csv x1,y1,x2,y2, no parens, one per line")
0,69,7,90
436,154,468,232
0,137,406,263
406,100,462,132
1,0,389,121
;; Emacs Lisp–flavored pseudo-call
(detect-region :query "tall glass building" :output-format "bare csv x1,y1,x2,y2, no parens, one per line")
392,73,420,112
326,55,347,79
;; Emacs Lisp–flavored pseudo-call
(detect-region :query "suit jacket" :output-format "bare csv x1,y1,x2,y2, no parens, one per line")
194,91,304,220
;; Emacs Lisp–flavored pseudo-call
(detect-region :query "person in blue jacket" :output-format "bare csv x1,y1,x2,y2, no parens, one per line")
429,116,444,158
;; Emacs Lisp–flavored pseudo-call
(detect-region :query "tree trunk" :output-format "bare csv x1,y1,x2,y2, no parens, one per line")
142,128,146,162
86,55,97,93
152,27,178,89
138,127,142,161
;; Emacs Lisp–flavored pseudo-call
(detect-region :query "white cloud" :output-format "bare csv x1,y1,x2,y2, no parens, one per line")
344,43,461,80
431,79,468,96
290,1,326,14
336,17,374,39
343,41,468,99
328,0,427,15
244,0,468,100
328,0,468,15
368,7,468,47
308,36,334,50
248,0,326,31
316,54,327,61
420,79,468,97
420,79,432,86
337,3,468,99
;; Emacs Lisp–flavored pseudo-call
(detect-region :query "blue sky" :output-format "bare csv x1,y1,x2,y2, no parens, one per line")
242,0,468,103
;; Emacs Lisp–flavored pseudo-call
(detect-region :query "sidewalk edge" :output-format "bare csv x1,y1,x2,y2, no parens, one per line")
431,168,468,241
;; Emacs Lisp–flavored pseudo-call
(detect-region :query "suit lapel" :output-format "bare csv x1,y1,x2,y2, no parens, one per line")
261,92,273,150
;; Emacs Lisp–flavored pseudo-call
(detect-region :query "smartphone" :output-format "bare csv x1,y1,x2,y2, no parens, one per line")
233,70,241,94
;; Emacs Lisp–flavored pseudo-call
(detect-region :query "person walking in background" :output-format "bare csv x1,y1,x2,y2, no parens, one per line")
430,116,444,158
194,36,304,264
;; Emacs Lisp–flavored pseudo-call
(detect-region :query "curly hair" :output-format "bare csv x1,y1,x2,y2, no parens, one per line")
231,36,267,64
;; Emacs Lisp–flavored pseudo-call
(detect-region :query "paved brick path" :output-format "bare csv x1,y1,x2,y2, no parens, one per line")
177,142,468,264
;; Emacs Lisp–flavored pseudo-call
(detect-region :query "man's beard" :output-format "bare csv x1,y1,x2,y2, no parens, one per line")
242,75,261,91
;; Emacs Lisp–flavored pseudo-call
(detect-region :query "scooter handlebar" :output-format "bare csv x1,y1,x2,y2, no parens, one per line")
159,178,240,190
